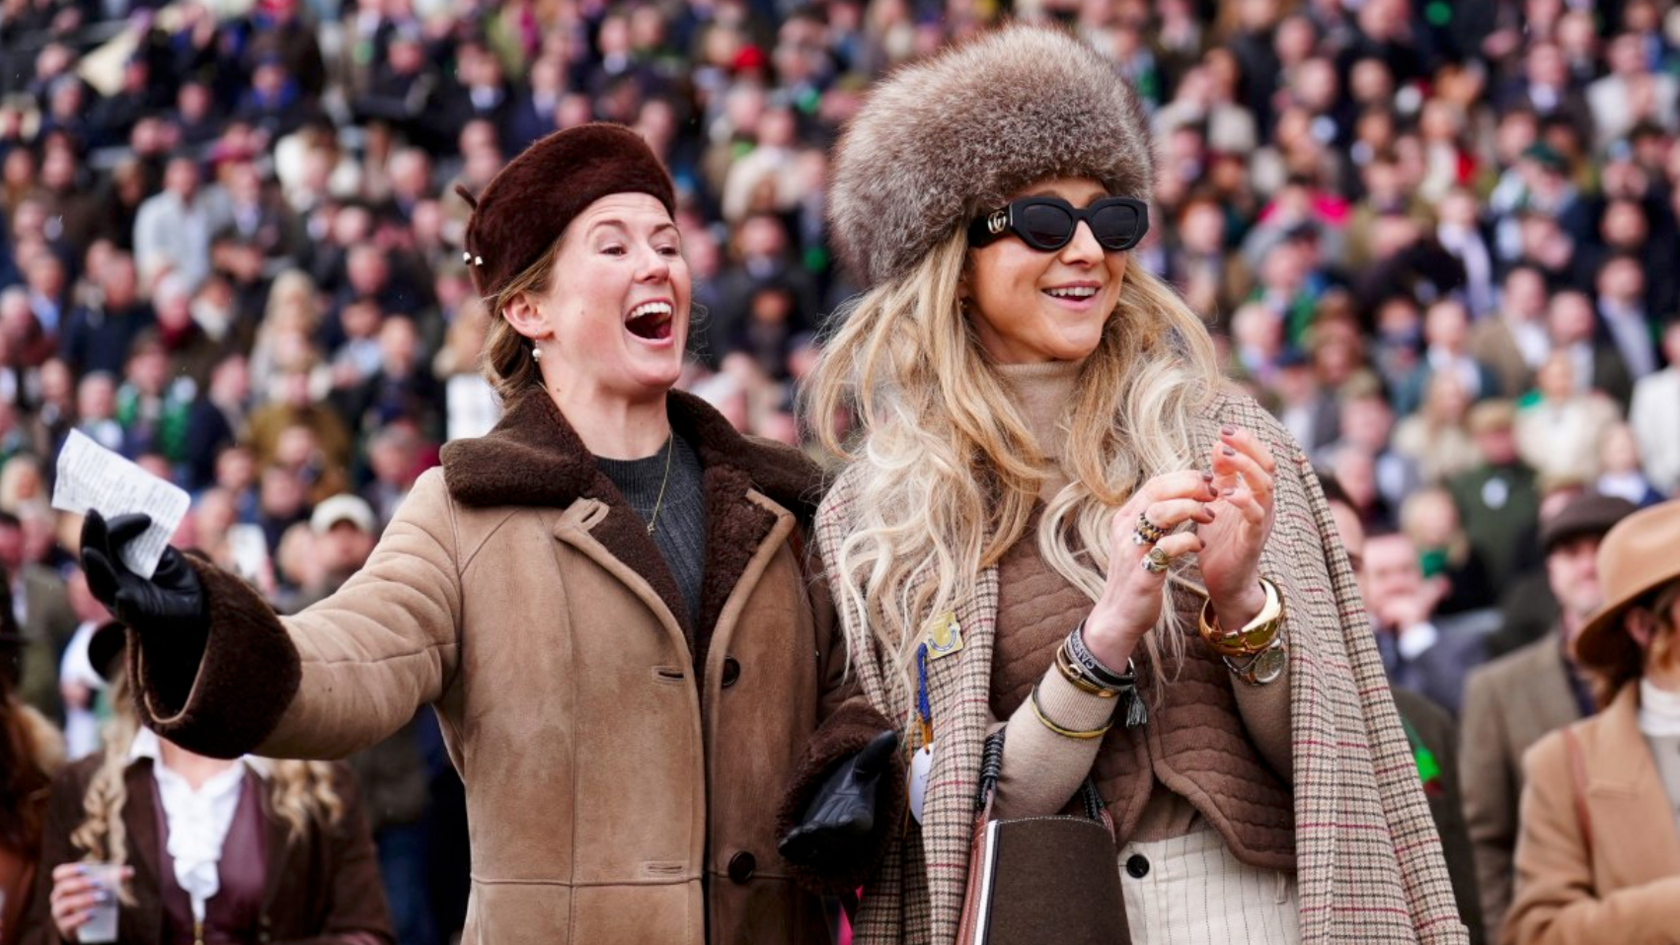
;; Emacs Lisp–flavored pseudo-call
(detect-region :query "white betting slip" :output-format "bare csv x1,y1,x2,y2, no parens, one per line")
51,429,191,579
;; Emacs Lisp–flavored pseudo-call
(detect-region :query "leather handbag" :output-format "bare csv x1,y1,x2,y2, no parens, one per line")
955,731,1129,945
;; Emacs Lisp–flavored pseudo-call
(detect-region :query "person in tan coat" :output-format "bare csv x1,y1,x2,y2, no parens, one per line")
71,125,856,945
1505,499,1680,944
1459,492,1633,937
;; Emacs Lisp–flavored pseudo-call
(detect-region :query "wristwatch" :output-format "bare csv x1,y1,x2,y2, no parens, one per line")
1224,633,1287,686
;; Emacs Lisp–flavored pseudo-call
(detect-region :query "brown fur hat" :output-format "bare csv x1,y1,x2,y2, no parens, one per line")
829,25,1155,287
459,123,675,300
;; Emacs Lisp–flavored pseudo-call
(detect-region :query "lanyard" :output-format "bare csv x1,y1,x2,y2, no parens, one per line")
915,642,934,747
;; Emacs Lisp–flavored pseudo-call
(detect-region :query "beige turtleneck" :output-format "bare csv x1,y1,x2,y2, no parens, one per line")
988,361,1294,845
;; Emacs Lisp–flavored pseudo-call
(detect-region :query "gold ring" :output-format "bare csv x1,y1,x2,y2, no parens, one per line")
1133,512,1166,545
1142,546,1171,573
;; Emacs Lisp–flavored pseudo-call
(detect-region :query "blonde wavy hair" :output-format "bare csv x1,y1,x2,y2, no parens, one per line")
805,228,1223,709
71,677,345,903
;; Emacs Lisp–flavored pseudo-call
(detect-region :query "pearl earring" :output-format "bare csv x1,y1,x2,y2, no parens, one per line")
531,346,542,361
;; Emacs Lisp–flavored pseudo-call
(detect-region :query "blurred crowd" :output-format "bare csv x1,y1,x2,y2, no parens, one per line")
2,0,1680,943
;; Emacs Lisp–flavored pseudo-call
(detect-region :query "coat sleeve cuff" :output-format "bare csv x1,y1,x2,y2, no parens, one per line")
129,555,302,760
776,698,907,895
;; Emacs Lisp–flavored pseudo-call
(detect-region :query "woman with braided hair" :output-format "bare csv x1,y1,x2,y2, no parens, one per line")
780,25,1468,945
23,625,390,945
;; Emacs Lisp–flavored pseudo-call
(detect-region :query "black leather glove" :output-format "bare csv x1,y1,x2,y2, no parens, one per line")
779,729,899,866
80,510,207,636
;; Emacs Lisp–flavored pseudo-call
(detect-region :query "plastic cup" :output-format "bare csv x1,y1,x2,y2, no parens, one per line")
77,864,122,944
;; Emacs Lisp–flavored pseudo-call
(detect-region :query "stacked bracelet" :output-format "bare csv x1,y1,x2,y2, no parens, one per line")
1028,683,1114,740
1064,622,1134,688
1056,623,1148,728
1198,577,1285,658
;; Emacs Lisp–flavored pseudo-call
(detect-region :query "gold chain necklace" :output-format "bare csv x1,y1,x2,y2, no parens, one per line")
645,433,675,535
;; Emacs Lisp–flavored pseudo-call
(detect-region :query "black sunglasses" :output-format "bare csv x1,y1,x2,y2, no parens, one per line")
967,196,1150,253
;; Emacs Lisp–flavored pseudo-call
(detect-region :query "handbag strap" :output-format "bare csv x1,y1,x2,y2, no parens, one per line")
1563,726,1593,854
975,730,1108,821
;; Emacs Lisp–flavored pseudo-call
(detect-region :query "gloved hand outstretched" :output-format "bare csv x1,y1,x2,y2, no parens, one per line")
80,510,207,636
779,729,899,866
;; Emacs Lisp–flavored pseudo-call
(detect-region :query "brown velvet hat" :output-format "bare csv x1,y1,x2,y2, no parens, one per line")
459,123,675,301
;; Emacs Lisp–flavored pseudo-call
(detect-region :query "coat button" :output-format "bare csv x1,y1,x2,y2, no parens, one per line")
721,656,741,688
1125,854,1150,879
727,851,756,884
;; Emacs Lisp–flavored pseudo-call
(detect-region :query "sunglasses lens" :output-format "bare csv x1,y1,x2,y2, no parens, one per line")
1092,202,1144,249
1019,203,1076,249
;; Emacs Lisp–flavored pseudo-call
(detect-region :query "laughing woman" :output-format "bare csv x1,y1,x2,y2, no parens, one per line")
74,124,846,944
784,27,1467,945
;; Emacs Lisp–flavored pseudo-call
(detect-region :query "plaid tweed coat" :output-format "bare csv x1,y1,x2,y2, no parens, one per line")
814,389,1469,944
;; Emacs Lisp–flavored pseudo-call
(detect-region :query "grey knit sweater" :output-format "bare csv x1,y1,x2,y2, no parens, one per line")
596,434,706,627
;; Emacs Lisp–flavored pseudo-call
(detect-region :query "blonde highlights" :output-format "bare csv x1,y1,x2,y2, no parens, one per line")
805,229,1222,711
480,233,567,404
72,677,345,898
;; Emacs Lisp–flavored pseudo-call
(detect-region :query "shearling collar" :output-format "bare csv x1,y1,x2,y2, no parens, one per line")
440,390,823,672
439,390,821,522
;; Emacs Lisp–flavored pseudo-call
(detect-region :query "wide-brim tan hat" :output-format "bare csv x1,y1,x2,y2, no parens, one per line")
1574,499,1680,672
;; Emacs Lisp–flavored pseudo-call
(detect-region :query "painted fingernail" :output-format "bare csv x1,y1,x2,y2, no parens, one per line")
1222,446,1237,456
1202,471,1215,482
1221,425,1236,436
1222,487,1236,496
1205,506,1216,520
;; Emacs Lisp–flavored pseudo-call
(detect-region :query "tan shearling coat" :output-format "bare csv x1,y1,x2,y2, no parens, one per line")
123,392,851,945
1505,684,1680,945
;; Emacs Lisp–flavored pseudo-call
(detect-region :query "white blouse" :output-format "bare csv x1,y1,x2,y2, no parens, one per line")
127,730,270,921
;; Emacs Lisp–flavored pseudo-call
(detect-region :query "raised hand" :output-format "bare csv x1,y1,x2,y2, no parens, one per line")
79,510,207,635
1195,426,1278,630
1083,469,1222,669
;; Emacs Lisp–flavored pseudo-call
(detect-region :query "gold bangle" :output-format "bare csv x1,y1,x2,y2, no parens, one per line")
1199,577,1285,658
1054,645,1121,698
1028,684,1114,740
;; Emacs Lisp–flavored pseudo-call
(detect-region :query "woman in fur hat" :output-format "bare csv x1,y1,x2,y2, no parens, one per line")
785,26,1466,945
1505,499,1680,945
70,123,850,944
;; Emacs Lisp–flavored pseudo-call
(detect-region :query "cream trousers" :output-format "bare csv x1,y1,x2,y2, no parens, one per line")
1119,823,1302,945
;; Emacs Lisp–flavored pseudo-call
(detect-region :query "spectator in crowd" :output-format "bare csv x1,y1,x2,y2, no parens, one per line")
1594,422,1667,508
131,157,230,293
1469,265,1552,400
0,572,64,945
1545,290,1634,409
1392,298,1497,417
1447,400,1542,592
1460,492,1634,939
1392,372,1481,487
0,512,74,724
1364,524,1487,716
1505,500,1680,945
1628,320,1680,497
25,625,392,945
1516,352,1623,486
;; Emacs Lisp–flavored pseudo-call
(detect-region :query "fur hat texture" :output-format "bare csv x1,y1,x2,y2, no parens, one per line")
460,123,675,301
829,25,1155,287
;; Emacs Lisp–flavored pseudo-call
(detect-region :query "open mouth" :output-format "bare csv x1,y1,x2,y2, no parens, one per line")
625,300,675,341
1043,285,1100,301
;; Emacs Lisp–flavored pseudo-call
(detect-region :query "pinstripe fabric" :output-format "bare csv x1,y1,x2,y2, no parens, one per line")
815,388,1468,944
1120,824,1301,945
